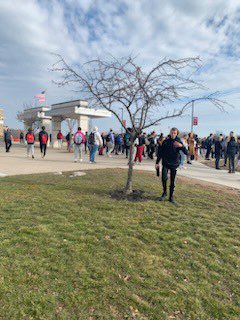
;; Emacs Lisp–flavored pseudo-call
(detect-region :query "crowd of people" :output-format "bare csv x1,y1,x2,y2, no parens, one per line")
3,127,240,169
2,126,240,203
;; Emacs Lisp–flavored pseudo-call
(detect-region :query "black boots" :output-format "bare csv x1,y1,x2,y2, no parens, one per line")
159,180,167,201
159,192,167,201
169,186,176,205
159,184,176,204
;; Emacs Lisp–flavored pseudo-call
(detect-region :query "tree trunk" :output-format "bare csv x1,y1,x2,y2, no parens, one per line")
125,143,134,194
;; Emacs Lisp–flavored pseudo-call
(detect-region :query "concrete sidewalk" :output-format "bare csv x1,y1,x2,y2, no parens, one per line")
0,144,240,190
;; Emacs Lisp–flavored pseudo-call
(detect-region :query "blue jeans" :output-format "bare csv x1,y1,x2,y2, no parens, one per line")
89,144,98,162
180,151,186,166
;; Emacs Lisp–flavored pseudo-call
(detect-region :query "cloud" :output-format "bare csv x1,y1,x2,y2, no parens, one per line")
0,0,240,135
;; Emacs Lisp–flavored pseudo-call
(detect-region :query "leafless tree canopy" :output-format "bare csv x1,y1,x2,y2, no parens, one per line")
51,54,228,136
51,54,230,193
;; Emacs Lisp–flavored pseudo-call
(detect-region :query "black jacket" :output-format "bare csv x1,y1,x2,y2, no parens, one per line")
137,135,146,146
4,130,11,142
156,136,188,169
39,130,48,144
227,137,238,156
214,140,222,157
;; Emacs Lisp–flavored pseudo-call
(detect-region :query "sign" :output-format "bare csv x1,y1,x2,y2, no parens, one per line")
122,120,126,127
193,117,198,126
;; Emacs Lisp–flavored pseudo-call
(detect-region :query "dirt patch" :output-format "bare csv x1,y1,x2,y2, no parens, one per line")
110,189,155,202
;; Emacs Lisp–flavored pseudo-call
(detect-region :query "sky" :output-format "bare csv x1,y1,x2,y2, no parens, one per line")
0,0,240,136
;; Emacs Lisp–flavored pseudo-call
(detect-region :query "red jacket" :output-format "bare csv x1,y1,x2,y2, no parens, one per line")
57,132,63,139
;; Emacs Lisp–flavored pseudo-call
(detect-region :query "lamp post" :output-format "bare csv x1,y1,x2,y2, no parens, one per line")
191,100,194,133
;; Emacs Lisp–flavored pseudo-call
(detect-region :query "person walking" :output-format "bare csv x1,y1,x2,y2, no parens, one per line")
180,134,188,169
26,128,35,159
84,131,88,154
215,136,223,170
148,132,157,160
19,131,24,144
134,132,146,164
123,130,131,158
99,132,105,155
73,127,85,162
237,136,240,169
66,132,71,152
187,132,195,164
106,129,115,157
156,127,188,204
115,133,121,155
57,130,63,149
227,132,238,173
4,128,13,152
39,126,48,158
88,127,103,163
205,133,214,160
221,136,228,167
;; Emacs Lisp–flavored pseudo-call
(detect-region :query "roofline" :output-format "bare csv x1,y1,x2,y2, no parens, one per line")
52,99,87,106
23,106,50,111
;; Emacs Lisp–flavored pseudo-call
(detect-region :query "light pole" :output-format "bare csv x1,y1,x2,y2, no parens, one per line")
191,100,194,133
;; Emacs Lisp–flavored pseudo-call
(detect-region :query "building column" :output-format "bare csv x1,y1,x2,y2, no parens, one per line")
51,116,62,148
78,115,89,134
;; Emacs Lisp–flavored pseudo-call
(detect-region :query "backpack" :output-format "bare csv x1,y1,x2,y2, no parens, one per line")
88,132,95,145
75,132,83,145
27,133,34,143
41,133,48,144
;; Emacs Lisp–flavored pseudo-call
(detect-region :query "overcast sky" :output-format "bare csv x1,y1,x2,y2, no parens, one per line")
1,0,240,135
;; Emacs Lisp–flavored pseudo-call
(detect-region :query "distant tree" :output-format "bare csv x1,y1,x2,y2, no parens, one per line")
17,102,35,126
52,54,229,194
65,118,77,151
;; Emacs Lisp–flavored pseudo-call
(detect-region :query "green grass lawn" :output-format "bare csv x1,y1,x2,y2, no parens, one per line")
0,169,239,320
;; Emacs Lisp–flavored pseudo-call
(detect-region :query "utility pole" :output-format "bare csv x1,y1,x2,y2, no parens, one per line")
191,100,194,133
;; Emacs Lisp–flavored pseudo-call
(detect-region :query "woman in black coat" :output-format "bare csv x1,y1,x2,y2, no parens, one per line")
227,132,238,173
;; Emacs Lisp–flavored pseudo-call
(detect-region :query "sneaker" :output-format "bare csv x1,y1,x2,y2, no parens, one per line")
169,197,177,205
159,193,167,201
74,160,77,163
80,159,83,162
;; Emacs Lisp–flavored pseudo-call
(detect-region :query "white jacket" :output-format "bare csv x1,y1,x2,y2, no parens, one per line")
93,131,103,146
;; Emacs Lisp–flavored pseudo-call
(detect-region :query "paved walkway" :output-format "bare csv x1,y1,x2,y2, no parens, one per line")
0,144,240,190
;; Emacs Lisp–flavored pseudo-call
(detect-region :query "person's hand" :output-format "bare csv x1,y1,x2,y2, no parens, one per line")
155,164,159,170
174,141,182,148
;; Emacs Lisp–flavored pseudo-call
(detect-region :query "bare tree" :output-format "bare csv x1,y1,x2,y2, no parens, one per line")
17,102,36,129
65,118,77,151
51,54,229,194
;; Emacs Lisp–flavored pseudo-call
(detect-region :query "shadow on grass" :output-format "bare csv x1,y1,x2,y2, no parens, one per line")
110,189,159,202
